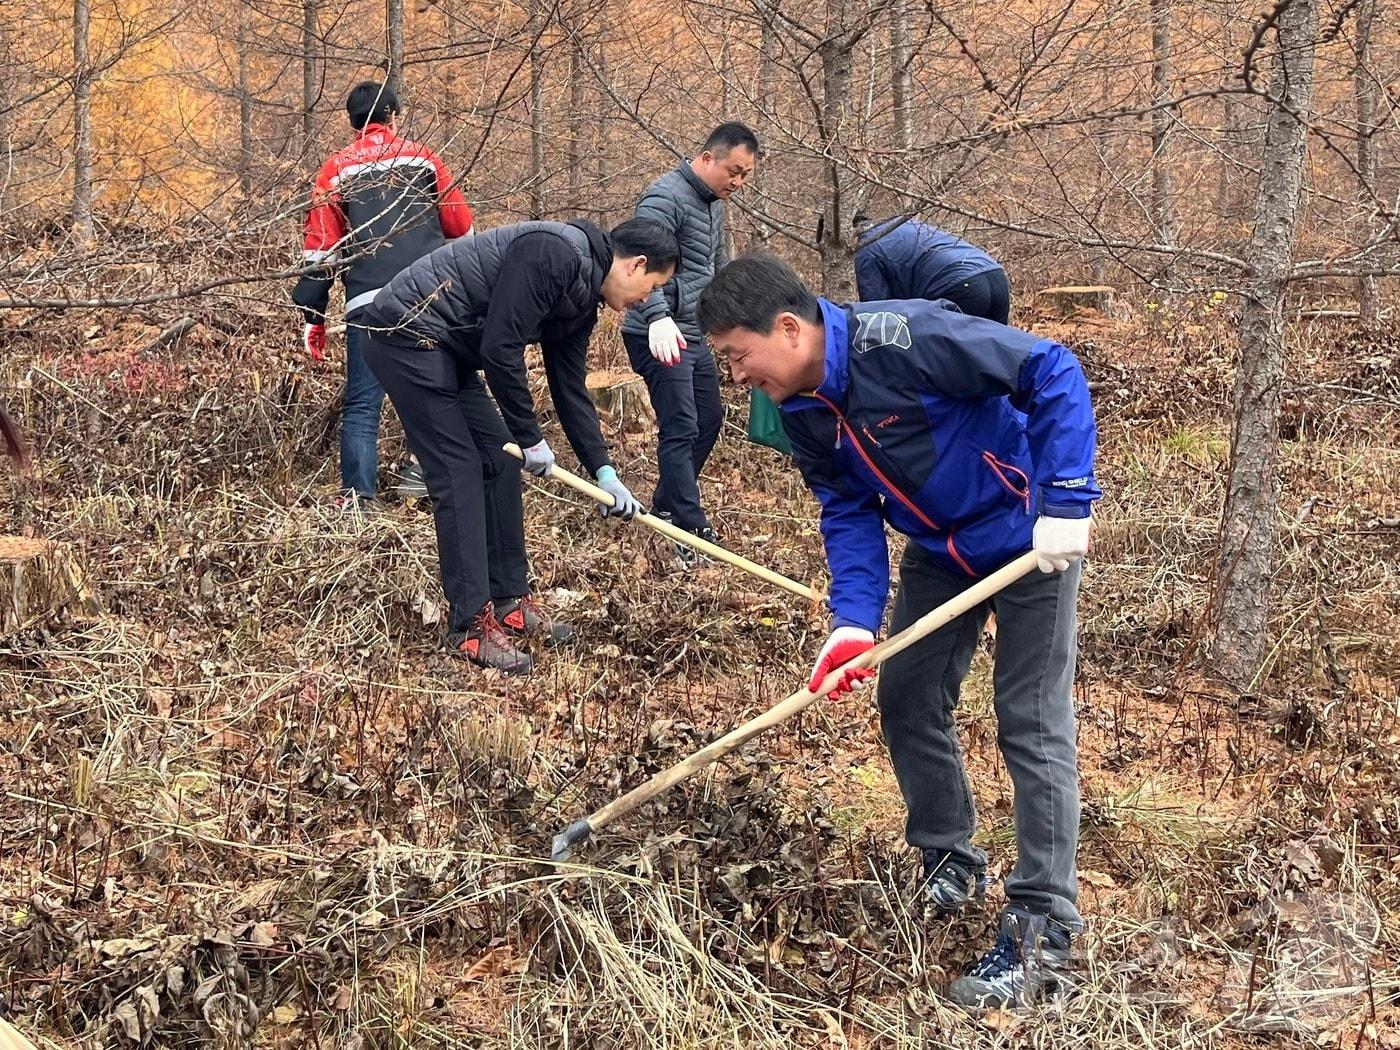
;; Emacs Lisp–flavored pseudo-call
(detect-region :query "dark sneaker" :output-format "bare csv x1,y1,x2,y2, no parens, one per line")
654,511,699,569
920,851,987,915
947,907,1072,1010
335,492,383,518
496,595,575,646
394,460,429,499
447,604,533,674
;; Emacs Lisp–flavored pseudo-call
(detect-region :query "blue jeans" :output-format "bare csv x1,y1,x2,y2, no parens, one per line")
342,324,385,498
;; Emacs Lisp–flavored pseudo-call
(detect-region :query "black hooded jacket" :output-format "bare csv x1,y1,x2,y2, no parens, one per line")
366,220,613,473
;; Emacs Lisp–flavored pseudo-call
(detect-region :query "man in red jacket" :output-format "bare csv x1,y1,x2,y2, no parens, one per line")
292,81,473,510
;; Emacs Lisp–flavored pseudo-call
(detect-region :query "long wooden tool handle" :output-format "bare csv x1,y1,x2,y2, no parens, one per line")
551,550,1040,859
503,443,820,603
0,1016,41,1050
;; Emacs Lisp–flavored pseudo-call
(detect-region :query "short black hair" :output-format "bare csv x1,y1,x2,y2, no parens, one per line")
702,122,760,159
698,253,820,335
346,81,400,130
852,212,872,227
610,218,680,274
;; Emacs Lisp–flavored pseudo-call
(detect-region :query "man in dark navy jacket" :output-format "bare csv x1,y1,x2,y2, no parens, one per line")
698,254,1100,1010
854,214,1010,324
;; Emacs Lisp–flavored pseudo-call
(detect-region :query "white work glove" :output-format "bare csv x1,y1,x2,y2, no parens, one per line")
594,466,642,521
520,439,556,477
807,627,877,700
1032,514,1091,573
648,317,687,367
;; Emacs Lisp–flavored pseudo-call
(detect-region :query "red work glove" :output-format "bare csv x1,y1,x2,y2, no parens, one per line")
302,323,327,363
807,627,877,700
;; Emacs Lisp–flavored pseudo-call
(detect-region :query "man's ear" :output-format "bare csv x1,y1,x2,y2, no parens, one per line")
779,312,802,344
632,256,648,276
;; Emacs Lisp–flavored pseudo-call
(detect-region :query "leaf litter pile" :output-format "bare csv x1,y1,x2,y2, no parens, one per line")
2,305,1399,1048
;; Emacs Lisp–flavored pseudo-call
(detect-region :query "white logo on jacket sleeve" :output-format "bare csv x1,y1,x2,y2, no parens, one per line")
853,311,912,353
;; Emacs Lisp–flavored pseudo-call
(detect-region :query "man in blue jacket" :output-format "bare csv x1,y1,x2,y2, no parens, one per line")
698,254,1100,1010
854,214,1010,324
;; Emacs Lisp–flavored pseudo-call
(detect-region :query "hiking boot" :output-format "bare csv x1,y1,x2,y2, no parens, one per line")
394,459,429,500
446,604,533,674
496,595,575,646
947,907,1072,1010
920,851,987,916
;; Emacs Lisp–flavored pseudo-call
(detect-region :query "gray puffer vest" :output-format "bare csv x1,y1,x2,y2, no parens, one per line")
621,163,726,347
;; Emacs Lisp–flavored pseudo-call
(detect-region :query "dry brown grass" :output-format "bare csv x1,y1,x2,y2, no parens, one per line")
1,303,1397,1047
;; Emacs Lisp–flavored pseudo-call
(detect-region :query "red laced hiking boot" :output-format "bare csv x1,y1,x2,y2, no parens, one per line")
447,604,533,674
496,595,575,646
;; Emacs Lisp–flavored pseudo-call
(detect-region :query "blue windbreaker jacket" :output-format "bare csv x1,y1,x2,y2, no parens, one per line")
854,219,1001,302
781,298,1101,633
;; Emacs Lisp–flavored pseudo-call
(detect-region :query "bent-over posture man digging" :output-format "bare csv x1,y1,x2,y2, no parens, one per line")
854,214,1011,324
361,219,677,675
698,254,1101,1009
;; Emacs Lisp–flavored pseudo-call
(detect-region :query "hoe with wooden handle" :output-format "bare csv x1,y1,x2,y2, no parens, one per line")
550,549,1041,861
503,443,820,603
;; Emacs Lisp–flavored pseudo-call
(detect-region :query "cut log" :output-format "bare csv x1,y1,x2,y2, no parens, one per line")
587,369,655,431
1038,285,1118,318
0,536,90,637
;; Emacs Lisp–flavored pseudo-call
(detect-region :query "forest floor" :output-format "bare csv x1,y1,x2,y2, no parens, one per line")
1,297,1398,1048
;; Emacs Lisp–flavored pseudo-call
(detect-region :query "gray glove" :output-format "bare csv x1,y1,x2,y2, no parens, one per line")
521,438,555,477
595,466,642,521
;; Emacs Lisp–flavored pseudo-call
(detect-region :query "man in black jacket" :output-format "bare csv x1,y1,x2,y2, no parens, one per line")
361,218,677,674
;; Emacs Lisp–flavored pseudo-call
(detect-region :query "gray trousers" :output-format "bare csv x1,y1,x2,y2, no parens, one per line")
877,542,1083,929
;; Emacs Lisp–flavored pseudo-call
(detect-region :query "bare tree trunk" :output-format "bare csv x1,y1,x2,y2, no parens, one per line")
386,0,405,98
754,16,777,247
72,0,94,242
302,0,318,155
0,21,14,216
818,6,856,299
889,0,912,208
1213,0,1318,690
592,33,609,191
238,7,254,197
1149,0,1176,252
1354,0,1379,323
529,0,546,219
568,10,585,213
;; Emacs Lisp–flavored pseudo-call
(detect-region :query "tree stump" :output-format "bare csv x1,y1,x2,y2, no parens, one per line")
0,536,88,637
587,370,655,431
1038,285,1118,318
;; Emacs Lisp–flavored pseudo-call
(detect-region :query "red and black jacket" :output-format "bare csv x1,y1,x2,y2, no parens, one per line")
292,124,473,324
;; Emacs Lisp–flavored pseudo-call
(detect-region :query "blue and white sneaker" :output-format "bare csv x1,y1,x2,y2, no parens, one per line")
948,907,1072,1009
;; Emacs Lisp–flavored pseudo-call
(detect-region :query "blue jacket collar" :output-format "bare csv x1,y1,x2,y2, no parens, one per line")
782,298,848,412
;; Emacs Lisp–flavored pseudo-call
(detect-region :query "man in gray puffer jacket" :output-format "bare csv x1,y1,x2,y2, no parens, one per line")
622,122,759,563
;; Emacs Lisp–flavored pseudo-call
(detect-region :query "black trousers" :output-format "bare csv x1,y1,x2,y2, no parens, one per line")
362,330,530,633
623,330,724,532
942,268,1012,325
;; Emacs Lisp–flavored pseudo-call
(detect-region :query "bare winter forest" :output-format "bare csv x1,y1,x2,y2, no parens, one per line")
1,0,1399,1045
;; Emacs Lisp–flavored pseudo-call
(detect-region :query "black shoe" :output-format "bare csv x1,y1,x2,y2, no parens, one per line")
496,595,575,646
920,851,987,916
394,460,429,500
446,604,533,674
947,907,1072,1010
655,510,699,569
